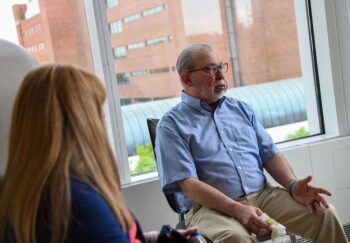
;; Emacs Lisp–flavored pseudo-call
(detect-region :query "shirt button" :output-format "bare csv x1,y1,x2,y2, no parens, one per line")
220,130,224,134
229,148,232,151
238,166,241,170
245,187,249,191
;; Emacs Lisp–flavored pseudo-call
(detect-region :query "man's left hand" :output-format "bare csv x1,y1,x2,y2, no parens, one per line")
291,175,332,214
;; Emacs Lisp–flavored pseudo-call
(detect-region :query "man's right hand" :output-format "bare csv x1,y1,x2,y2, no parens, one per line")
233,204,271,236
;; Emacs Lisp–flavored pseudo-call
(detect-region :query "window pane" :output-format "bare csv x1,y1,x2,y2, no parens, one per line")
106,0,322,177
106,0,118,9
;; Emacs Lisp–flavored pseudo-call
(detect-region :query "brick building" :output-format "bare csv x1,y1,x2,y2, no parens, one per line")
13,0,93,71
13,0,301,104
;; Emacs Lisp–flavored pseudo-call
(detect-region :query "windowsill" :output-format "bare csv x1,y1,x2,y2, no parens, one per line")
276,133,347,151
122,133,349,188
122,171,159,188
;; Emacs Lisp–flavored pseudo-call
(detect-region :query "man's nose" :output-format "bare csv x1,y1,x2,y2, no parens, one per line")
215,69,224,79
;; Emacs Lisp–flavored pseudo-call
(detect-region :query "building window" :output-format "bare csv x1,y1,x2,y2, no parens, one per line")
134,98,151,103
146,35,171,46
123,13,141,23
127,41,145,50
142,4,167,17
116,73,129,85
110,20,122,34
38,42,45,51
120,98,132,106
149,67,170,74
34,24,41,32
24,24,41,37
154,97,171,101
113,46,126,59
130,70,147,77
106,0,118,8
26,42,45,54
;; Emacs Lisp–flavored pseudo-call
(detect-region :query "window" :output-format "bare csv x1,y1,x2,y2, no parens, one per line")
154,97,172,101
38,42,45,51
149,67,170,74
109,20,122,34
127,41,145,50
116,73,129,85
146,35,171,46
24,24,41,37
142,4,167,17
120,98,132,106
27,42,45,54
134,97,151,103
123,13,141,23
113,46,126,59
130,70,147,77
98,0,330,181
3,1,347,184
106,0,118,8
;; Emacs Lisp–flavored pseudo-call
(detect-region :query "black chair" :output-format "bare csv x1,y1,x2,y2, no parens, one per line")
147,118,189,228
146,118,297,243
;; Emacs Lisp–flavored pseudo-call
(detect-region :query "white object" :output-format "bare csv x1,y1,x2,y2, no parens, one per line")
0,39,37,175
259,213,287,240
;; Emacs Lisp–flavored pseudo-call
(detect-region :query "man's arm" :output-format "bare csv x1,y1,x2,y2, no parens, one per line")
264,152,332,213
263,152,296,189
178,177,270,236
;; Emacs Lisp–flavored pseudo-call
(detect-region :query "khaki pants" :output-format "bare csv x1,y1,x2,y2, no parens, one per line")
185,184,347,243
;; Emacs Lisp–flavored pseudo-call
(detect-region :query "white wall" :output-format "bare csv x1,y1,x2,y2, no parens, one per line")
122,179,178,231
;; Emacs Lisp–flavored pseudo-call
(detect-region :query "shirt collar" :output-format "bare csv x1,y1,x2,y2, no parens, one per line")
181,91,225,112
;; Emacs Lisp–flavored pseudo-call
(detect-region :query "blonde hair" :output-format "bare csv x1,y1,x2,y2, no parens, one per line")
0,64,134,243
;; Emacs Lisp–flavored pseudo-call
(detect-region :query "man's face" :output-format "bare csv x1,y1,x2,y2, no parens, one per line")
183,50,228,105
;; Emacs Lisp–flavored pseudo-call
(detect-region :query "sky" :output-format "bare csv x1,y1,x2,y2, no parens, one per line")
0,0,27,44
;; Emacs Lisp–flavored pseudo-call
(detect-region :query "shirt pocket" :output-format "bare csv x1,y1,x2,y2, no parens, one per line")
231,127,258,149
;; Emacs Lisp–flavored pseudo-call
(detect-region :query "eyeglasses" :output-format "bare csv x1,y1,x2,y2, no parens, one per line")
187,63,228,75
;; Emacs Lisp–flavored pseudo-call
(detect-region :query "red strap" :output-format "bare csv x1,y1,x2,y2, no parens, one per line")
129,222,142,243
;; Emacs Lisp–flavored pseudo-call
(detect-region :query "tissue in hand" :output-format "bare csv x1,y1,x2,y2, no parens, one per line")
259,213,286,240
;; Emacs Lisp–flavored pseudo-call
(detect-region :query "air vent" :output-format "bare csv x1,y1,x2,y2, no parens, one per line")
292,223,350,243
296,237,312,243
344,223,350,242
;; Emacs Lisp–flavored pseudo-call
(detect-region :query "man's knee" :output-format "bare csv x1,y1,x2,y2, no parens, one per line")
321,204,341,226
324,204,337,217
302,204,342,239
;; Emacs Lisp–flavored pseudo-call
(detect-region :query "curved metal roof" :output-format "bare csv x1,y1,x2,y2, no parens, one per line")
121,78,306,155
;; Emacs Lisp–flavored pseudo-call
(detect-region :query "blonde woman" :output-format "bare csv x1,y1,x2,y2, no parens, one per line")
0,65,200,243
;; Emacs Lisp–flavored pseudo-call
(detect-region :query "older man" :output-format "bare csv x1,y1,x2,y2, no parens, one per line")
155,43,347,243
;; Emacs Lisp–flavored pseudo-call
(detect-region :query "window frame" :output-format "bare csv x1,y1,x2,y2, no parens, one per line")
84,0,350,186
84,0,131,183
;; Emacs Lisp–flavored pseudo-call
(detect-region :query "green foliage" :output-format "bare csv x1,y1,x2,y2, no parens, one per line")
131,143,156,175
285,127,310,140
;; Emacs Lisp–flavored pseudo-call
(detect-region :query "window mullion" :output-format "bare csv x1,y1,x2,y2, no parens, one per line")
84,0,131,184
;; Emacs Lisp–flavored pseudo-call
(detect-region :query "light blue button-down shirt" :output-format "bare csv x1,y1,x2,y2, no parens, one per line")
155,91,278,200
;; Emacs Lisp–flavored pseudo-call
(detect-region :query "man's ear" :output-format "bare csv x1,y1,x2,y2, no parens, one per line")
180,72,193,87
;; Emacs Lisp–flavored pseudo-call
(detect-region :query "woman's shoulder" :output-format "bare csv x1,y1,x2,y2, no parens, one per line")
69,177,111,214
70,177,94,192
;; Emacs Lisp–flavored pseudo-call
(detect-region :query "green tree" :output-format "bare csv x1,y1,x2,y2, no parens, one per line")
285,127,309,140
131,143,156,175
